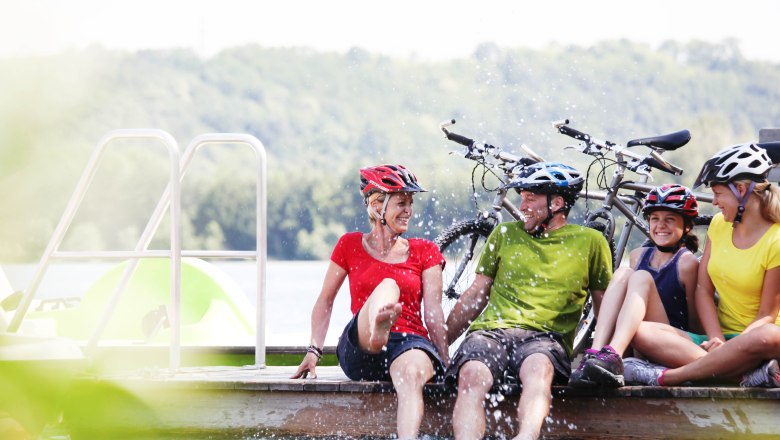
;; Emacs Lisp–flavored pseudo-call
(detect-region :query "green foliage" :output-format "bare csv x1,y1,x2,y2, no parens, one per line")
1,41,779,261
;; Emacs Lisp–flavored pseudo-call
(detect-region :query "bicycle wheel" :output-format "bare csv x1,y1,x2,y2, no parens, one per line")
435,218,495,311
570,221,617,356
693,214,713,226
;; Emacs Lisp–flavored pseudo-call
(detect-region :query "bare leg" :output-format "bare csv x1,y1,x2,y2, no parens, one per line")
357,278,401,353
607,271,670,355
390,349,435,440
513,353,554,440
663,324,780,385
591,267,633,349
453,360,493,440
632,321,705,368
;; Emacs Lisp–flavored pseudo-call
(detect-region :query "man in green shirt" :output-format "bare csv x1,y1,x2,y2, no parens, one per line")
445,162,612,440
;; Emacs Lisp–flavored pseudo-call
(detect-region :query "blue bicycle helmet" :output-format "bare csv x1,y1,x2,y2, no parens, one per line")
505,162,584,205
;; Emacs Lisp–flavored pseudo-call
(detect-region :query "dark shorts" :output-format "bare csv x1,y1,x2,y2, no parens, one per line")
336,310,445,382
445,328,571,389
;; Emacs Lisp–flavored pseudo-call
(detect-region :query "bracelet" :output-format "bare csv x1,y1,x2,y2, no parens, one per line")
307,345,323,360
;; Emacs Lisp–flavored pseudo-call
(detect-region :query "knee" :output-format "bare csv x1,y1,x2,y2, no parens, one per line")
519,353,554,384
613,266,635,280
744,324,780,354
628,269,653,285
457,361,493,393
631,321,654,350
376,278,400,296
392,360,431,390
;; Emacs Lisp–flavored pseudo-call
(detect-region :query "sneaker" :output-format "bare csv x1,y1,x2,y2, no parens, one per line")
583,345,624,387
740,359,780,388
568,348,599,388
623,357,667,386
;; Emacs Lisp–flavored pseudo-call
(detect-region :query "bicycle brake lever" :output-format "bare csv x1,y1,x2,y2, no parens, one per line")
635,165,654,181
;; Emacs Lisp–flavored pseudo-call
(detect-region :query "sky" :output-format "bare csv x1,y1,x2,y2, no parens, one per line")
2,0,779,62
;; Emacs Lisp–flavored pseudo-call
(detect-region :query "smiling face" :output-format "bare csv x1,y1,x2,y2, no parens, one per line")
375,192,414,233
518,190,563,233
710,183,739,222
647,209,686,248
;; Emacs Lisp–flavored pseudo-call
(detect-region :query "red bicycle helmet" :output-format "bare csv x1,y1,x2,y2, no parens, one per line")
359,164,426,197
642,184,698,218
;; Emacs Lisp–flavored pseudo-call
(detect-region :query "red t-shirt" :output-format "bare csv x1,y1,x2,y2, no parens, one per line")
330,232,445,339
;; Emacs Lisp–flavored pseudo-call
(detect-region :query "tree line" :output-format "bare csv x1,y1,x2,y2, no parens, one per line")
1,39,778,261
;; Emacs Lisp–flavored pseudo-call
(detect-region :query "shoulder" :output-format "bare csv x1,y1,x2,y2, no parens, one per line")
677,250,699,271
334,231,362,249
567,224,608,243
338,231,362,242
709,213,726,230
408,237,439,251
767,222,780,240
628,247,648,266
485,221,528,243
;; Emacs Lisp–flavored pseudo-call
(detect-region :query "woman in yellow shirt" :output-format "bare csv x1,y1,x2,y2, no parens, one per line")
624,143,780,387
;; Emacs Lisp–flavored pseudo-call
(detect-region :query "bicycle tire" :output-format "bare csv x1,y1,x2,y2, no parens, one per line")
693,214,713,226
435,218,495,305
571,221,617,356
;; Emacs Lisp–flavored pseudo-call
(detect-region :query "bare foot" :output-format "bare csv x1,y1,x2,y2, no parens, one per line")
368,303,402,352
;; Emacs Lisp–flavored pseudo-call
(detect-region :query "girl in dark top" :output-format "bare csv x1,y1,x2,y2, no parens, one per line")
569,184,701,387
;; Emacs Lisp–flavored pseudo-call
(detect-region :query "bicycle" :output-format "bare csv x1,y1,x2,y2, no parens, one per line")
435,118,714,355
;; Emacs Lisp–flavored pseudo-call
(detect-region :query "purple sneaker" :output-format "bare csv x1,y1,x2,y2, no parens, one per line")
624,357,667,386
583,345,625,387
740,359,780,388
568,348,599,388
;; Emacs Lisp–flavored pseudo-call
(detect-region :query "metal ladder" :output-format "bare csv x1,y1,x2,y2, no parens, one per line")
7,129,268,369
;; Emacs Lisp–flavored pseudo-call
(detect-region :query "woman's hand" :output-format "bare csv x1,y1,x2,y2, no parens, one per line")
700,337,724,352
290,352,320,379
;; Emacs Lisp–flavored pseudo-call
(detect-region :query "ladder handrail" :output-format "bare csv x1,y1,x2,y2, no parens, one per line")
10,131,267,371
8,130,181,336
180,133,267,368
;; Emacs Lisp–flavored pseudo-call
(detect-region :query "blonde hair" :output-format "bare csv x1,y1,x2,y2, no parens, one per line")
731,179,780,223
752,180,780,223
366,192,386,225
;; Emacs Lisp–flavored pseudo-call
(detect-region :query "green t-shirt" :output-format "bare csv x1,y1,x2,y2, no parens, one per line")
469,221,613,352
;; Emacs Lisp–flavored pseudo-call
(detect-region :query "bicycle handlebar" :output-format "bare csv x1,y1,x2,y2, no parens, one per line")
440,119,540,168
554,118,683,176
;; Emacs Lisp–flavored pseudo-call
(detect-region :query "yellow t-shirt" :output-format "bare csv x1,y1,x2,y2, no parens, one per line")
707,213,780,333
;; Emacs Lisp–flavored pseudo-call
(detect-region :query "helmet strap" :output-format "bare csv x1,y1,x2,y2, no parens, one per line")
728,181,756,227
654,241,683,253
379,194,390,226
531,194,564,238
379,194,404,237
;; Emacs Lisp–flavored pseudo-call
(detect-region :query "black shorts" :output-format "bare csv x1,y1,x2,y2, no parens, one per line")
336,310,445,382
444,328,571,389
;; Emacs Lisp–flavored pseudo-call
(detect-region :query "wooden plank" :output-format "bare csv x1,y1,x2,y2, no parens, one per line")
85,366,780,439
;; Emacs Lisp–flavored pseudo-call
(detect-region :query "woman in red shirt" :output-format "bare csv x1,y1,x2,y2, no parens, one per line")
292,164,448,440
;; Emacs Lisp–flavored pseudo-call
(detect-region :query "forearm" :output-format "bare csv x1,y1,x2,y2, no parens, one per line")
742,315,778,334
695,292,723,339
445,283,490,342
309,298,334,348
425,309,449,364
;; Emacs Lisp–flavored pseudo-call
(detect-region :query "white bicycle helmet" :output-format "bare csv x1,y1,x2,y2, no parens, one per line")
693,143,774,188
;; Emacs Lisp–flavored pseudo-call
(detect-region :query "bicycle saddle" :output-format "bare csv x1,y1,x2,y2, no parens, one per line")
626,130,691,151
757,141,780,165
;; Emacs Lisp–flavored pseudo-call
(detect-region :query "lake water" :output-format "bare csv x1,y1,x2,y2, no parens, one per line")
2,260,352,346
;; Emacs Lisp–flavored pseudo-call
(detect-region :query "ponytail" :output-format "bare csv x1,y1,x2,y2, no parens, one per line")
680,219,699,253
755,181,780,224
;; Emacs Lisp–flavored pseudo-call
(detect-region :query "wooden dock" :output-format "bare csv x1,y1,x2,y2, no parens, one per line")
78,365,780,439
